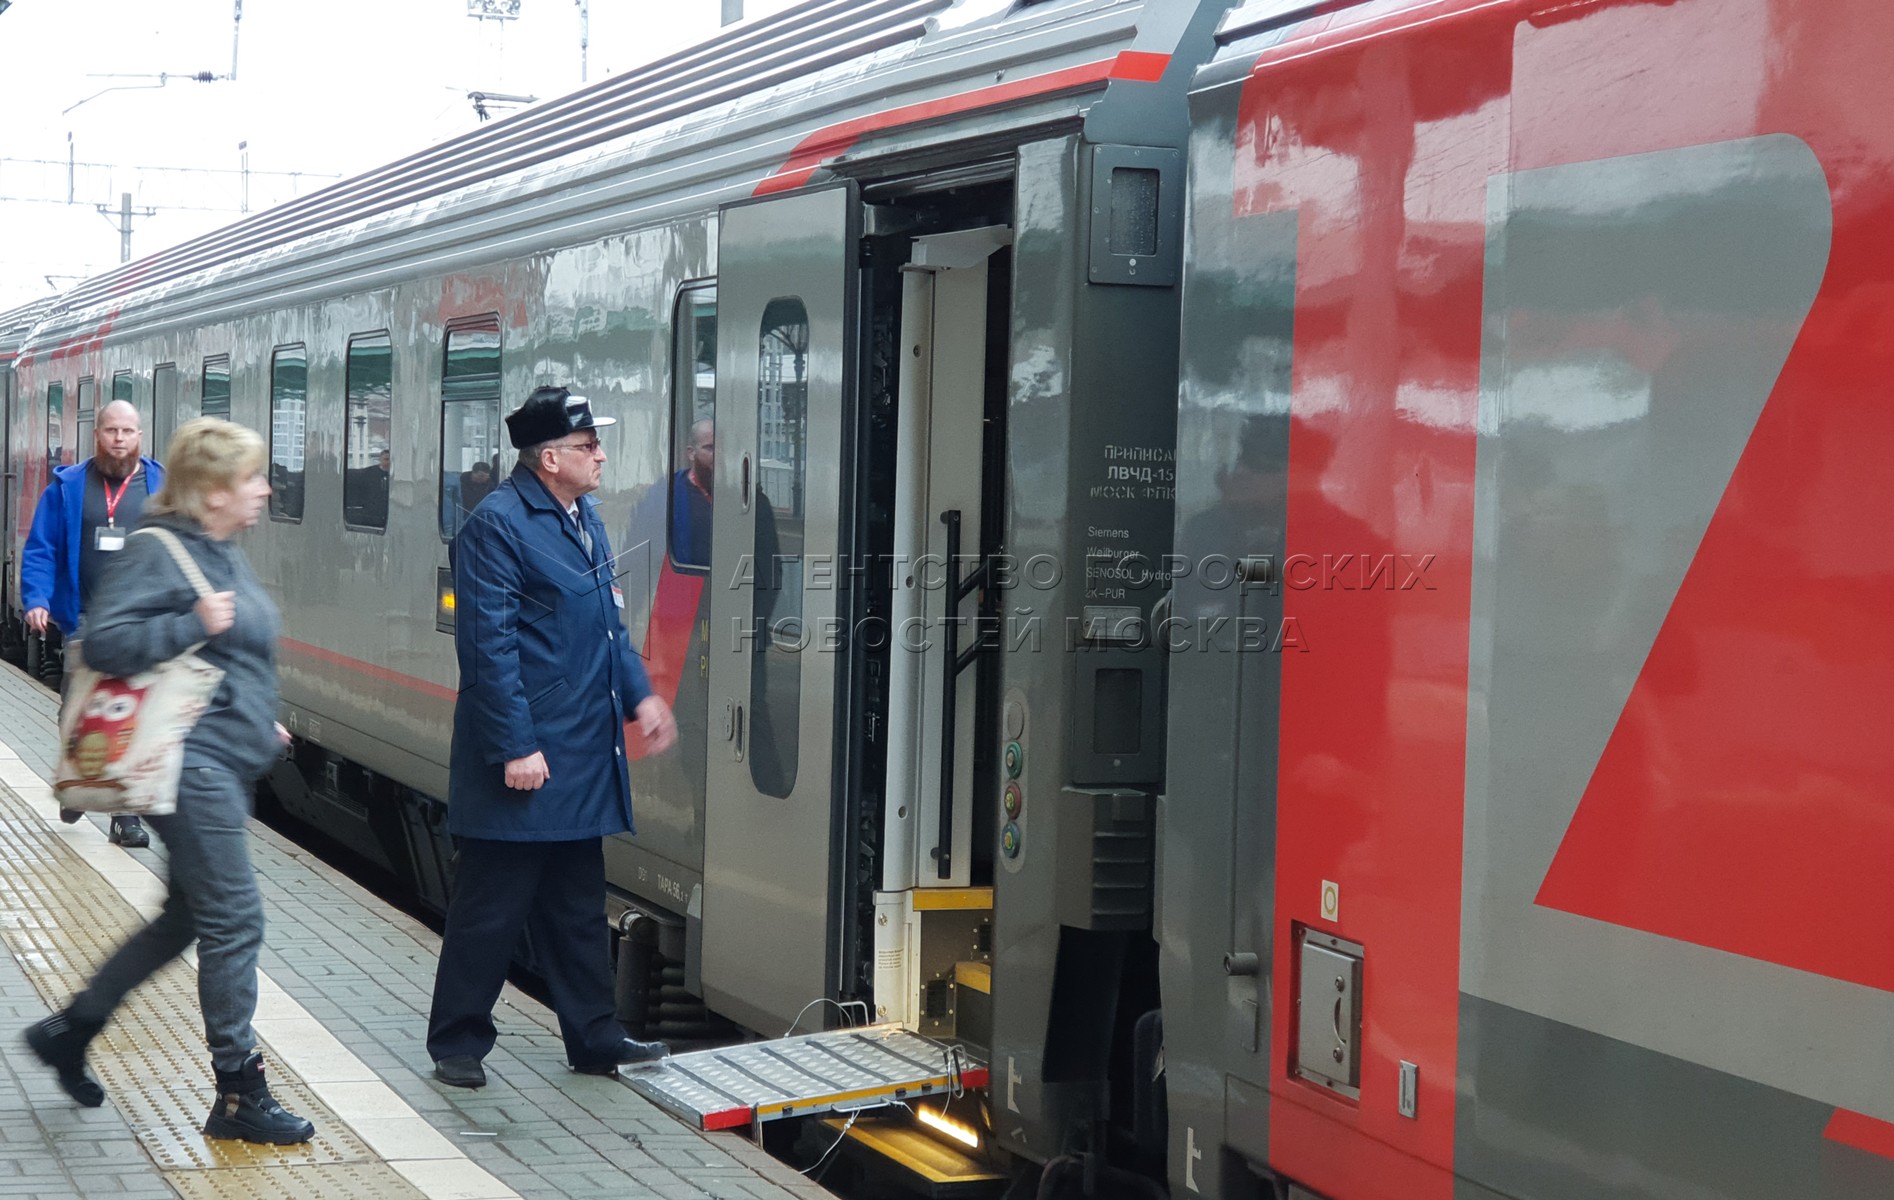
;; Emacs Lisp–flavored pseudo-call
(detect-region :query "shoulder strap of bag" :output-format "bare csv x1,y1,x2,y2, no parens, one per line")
131,527,215,601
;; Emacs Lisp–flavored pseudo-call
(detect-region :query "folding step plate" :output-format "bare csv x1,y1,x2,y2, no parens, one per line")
626,1024,989,1131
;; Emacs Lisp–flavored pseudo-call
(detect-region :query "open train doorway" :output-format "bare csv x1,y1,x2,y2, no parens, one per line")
698,172,1015,1048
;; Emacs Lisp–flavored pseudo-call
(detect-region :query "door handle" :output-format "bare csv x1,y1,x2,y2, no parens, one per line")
741,452,752,513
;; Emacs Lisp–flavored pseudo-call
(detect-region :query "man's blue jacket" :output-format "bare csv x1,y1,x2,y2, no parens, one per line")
448,465,654,841
21,456,165,637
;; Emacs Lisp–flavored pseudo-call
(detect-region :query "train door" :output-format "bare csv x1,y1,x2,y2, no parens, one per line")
151,363,178,455
0,363,11,627
701,184,859,1033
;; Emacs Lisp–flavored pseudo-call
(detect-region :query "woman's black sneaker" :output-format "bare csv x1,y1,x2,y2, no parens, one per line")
203,1051,315,1145
24,1009,106,1107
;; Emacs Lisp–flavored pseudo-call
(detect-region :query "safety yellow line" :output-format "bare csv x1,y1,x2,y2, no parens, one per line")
910,887,993,911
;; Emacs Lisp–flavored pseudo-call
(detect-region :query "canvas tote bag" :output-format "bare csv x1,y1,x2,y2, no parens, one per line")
54,527,226,817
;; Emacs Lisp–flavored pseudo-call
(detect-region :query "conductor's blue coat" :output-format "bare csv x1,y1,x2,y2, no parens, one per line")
447,465,652,841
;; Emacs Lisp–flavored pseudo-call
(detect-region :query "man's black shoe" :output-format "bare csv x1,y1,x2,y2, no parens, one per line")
58,808,83,825
25,1009,107,1107
434,1055,487,1089
203,1051,315,1144
109,817,149,848
572,1037,669,1075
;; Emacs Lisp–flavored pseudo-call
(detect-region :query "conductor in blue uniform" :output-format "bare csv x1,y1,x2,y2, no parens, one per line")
428,386,678,1089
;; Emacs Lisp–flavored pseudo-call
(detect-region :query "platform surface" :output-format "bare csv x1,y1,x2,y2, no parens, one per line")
0,660,832,1200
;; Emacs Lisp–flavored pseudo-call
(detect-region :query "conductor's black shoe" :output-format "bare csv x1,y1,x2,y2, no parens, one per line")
434,1055,487,1089
58,808,83,825
572,1037,669,1074
203,1051,315,1144
109,816,149,848
25,1009,107,1108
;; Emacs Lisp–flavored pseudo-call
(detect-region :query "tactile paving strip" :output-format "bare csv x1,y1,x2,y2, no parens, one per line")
167,1162,422,1199
0,782,425,1196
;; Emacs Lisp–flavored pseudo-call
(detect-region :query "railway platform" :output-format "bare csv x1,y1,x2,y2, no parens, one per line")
0,661,835,1200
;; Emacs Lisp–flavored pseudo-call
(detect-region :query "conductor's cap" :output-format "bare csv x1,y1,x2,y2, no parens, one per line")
505,385,616,449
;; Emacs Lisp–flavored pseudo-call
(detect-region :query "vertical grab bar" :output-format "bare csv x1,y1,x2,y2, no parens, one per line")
935,510,991,879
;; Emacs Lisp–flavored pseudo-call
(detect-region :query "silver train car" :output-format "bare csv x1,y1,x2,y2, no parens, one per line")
4,0,1217,1191
17,1,1892,1198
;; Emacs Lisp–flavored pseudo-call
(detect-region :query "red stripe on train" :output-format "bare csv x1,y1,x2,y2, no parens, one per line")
754,50,1171,197
279,637,458,702
277,575,699,737
1826,1110,1894,1162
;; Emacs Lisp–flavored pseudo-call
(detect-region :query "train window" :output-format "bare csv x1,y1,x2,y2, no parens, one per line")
152,364,177,451
268,344,307,522
46,382,64,466
439,317,502,540
201,355,231,418
75,377,95,457
343,332,393,532
669,285,716,571
112,370,135,426
748,296,808,800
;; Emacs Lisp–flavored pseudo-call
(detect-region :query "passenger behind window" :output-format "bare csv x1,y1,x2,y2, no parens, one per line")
671,419,714,566
460,459,497,512
345,449,391,528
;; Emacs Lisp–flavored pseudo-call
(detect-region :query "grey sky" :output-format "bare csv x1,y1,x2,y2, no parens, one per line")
0,0,797,312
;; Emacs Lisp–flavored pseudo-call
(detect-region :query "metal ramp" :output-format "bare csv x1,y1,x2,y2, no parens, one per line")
625,1023,988,1131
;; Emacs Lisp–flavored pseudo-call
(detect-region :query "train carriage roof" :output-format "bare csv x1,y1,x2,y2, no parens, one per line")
0,299,54,360
30,0,1194,349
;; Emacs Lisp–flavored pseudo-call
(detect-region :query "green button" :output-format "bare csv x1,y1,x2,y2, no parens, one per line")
1004,742,1023,778
1001,823,1021,859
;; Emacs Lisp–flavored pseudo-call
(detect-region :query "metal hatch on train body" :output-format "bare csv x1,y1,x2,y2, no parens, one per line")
701,182,860,1036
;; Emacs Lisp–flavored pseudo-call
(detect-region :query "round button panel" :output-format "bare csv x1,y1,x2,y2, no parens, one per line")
1001,823,1021,859
1003,783,1023,819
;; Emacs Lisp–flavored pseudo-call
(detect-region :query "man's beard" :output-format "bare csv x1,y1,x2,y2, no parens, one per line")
96,450,139,480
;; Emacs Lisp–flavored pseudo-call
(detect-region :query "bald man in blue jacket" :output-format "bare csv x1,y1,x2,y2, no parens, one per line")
21,400,162,848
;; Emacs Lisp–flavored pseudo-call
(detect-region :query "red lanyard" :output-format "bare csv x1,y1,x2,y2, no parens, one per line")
102,469,137,528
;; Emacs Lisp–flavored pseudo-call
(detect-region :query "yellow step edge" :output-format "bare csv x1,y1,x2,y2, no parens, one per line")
954,961,991,994
912,886,994,911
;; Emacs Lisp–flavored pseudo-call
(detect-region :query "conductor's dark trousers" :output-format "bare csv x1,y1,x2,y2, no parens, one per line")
425,836,625,1068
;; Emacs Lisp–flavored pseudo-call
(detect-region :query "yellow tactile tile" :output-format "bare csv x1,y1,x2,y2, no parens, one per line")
0,780,428,1197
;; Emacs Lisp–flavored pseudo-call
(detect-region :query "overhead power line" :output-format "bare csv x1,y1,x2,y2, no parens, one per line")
0,155,341,213
0,156,326,182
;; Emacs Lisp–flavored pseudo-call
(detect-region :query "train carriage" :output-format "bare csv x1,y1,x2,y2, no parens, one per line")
8,0,1894,1197
4,0,1222,1190
1168,1,1894,1198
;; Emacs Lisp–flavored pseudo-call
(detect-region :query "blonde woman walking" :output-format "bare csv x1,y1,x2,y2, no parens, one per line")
24,418,314,1145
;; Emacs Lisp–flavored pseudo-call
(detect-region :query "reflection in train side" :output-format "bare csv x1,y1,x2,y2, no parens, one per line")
748,297,807,800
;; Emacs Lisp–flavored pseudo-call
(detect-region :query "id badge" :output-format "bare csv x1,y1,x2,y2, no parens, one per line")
94,527,126,552
611,585,625,610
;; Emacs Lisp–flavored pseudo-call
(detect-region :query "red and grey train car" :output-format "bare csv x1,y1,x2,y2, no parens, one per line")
1165,1,1894,1198
4,0,1893,1196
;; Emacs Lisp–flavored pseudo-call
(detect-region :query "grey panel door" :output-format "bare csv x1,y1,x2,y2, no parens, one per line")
701,185,856,1034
